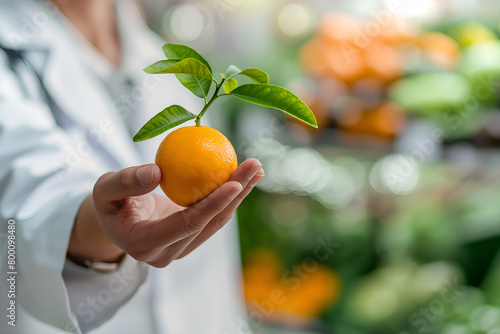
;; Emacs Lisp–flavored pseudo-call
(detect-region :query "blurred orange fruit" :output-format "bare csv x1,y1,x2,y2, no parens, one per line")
279,264,342,317
155,126,237,207
243,249,285,303
243,249,284,284
323,43,367,84
364,42,404,83
377,19,416,45
370,102,406,137
300,38,332,78
302,13,413,85
243,249,342,319
317,12,361,44
339,102,406,138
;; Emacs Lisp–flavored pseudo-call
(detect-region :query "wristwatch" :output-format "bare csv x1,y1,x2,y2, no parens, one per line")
66,252,126,273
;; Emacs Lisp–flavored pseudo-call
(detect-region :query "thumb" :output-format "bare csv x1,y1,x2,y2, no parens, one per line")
93,164,161,202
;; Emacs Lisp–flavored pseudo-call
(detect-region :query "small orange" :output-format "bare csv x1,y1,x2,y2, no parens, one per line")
155,126,237,207
363,42,404,83
279,264,342,316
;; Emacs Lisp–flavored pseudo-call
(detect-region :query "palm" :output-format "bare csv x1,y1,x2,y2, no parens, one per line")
107,194,181,244
116,194,180,223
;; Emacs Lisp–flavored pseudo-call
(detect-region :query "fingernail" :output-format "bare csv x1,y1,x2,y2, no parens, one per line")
229,185,243,200
256,167,265,177
137,165,155,185
246,164,263,180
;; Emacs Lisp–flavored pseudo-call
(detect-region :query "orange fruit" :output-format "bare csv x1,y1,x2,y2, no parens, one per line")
370,102,406,137
300,38,331,78
279,264,342,316
243,250,284,303
323,42,366,85
377,19,416,45
155,126,237,207
242,249,343,319
317,12,361,44
363,42,404,83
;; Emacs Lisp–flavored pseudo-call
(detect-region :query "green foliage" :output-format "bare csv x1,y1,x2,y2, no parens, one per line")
223,78,238,93
133,105,195,142
133,43,316,142
224,65,270,84
143,58,212,79
161,44,213,99
230,84,318,128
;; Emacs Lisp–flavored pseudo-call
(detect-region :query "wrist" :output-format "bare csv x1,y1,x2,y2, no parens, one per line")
69,195,124,262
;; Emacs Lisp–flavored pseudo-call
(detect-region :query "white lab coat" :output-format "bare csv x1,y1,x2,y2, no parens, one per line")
0,0,249,333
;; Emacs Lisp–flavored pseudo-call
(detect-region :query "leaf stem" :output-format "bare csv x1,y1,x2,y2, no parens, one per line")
195,78,225,126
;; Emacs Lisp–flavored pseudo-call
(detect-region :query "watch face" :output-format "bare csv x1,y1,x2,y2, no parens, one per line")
90,253,127,273
90,261,121,273
67,252,126,273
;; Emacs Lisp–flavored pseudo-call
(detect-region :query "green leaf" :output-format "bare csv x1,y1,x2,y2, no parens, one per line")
162,44,213,99
143,58,213,99
223,78,238,93
225,65,241,78
175,73,212,99
132,105,196,142
162,44,212,73
225,65,270,84
143,58,212,78
230,84,317,128
238,69,270,84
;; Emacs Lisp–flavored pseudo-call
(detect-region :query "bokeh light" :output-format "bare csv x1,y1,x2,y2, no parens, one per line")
167,4,205,41
471,306,500,332
369,154,419,195
278,4,314,38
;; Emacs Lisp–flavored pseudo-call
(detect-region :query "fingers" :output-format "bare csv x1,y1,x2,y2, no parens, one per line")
172,159,262,236
177,170,264,259
146,180,243,249
143,159,262,250
170,159,263,260
146,231,200,268
212,170,264,230
93,164,161,204
227,158,263,185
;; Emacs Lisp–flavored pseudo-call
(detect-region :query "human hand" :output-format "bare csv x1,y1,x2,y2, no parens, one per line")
69,159,264,267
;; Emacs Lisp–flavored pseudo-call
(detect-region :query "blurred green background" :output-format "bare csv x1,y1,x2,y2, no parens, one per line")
140,0,500,333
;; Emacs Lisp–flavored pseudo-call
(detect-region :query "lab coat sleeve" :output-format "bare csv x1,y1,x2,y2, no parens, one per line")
0,52,148,333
